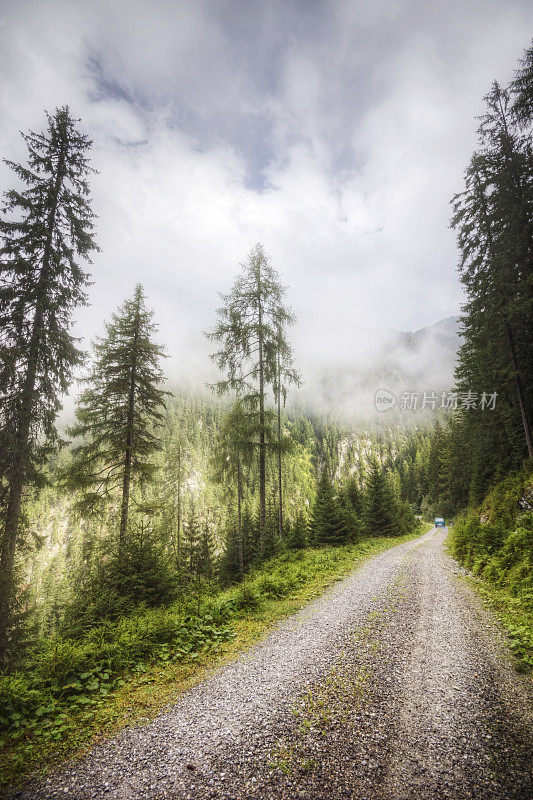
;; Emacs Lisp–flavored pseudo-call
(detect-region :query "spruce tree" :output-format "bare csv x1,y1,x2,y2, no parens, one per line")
64,285,167,554
363,458,396,536
207,243,296,556
196,516,216,580
310,470,349,545
451,82,533,461
0,107,98,662
511,39,533,127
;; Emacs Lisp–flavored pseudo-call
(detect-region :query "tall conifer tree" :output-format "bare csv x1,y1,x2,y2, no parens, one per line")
451,82,533,460
0,107,97,661
64,285,167,554
207,243,296,556
511,40,533,128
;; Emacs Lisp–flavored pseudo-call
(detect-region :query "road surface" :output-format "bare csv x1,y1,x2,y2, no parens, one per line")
12,528,533,799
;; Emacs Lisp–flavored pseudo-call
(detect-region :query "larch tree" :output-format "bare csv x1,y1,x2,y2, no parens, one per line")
0,107,98,662
64,285,167,556
207,243,296,556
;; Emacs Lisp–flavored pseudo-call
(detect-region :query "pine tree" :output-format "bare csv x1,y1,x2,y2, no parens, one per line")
451,82,533,462
64,285,167,555
207,243,296,556
310,470,349,545
363,458,397,536
161,430,187,573
0,107,98,662
511,39,533,127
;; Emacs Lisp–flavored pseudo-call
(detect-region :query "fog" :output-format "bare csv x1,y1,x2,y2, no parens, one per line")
0,0,530,418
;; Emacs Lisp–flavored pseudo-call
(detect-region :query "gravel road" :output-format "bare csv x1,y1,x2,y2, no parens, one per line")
10,528,533,800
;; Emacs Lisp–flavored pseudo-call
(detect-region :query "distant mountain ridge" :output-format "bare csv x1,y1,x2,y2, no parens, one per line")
294,316,462,419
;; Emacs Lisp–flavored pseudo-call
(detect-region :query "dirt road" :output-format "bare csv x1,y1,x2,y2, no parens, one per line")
13,528,533,799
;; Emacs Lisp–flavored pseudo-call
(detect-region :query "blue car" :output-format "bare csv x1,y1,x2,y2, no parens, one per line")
435,517,445,528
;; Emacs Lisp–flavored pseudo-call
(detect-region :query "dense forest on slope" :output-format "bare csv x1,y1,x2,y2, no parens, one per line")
20,393,435,640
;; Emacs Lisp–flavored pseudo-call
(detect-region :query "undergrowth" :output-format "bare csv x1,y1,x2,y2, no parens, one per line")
448,468,533,672
0,527,425,786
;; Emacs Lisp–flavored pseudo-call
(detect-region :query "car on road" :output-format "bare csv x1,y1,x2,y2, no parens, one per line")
435,517,445,528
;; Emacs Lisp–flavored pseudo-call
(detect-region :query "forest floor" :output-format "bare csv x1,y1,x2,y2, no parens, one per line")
7,528,533,800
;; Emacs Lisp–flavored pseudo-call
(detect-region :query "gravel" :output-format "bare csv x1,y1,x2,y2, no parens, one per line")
9,529,533,800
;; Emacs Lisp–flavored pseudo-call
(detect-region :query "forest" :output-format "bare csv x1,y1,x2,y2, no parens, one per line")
0,37,531,784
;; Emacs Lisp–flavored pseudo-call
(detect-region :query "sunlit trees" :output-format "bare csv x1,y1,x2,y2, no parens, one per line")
0,107,98,662
211,401,255,576
207,243,297,556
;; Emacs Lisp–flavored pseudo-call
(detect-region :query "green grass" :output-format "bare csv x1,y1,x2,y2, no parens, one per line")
0,525,425,787
464,577,533,673
447,469,533,673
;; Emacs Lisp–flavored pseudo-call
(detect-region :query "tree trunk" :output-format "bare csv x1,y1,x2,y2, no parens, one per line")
257,272,266,557
0,145,66,662
237,454,243,577
277,349,283,541
119,301,140,555
176,444,181,570
505,320,533,458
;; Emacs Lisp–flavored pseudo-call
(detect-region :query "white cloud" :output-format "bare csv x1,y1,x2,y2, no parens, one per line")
0,0,532,410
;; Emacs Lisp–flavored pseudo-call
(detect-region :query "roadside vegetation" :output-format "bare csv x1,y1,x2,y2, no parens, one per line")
0,527,426,786
449,468,533,672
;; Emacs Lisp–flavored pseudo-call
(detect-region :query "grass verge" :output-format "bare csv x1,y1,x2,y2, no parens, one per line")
462,574,533,674
0,526,426,788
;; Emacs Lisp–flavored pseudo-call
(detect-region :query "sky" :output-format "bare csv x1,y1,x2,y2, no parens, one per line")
0,0,532,394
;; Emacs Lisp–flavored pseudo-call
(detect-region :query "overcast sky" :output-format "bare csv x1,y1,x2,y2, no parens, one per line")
1,0,532,385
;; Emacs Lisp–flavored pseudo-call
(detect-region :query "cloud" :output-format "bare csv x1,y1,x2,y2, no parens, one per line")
0,0,532,415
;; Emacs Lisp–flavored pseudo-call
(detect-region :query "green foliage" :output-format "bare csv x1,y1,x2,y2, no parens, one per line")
0,106,98,664
449,470,533,671
1,530,422,783
60,524,178,636
63,284,167,523
310,470,352,545
363,459,397,536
